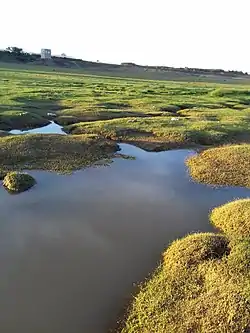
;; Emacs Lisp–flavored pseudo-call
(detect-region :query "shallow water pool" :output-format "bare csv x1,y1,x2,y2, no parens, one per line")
0,144,249,333
9,121,66,135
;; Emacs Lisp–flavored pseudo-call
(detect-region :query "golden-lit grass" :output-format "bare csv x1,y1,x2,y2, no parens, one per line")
210,199,250,238
186,144,250,187
121,199,250,333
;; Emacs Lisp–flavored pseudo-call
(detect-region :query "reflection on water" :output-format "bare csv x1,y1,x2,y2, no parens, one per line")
9,121,66,135
0,143,249,333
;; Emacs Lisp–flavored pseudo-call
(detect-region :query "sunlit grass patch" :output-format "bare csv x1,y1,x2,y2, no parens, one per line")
186,144,250,187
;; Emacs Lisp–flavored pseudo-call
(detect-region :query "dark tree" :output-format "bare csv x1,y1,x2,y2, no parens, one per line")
6,47,23,55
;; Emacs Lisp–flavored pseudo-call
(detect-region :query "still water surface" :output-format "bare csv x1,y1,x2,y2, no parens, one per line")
0,144,249,333
9,121,66,135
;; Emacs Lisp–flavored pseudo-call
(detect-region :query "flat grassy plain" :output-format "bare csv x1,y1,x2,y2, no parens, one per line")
1,65,250,151
1,61,250,83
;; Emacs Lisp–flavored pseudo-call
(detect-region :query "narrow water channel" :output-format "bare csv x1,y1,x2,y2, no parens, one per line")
9,121,66,135
0,144,249,333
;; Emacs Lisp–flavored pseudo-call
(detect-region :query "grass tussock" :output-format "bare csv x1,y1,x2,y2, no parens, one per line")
121,199,250,333
186,144,250,187
210,199,250,239
3,172,36,193
0,134,118,173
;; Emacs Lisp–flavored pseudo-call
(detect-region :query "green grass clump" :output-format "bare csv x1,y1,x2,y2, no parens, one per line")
65,110,250,151
121,200,250,333
210,199,250,239
186,144,250,187
3,172,36,193
159,104,181,112
163,233,228,268
0,134,118,173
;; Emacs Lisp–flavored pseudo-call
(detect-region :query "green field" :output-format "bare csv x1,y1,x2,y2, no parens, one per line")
1,61,250,83
1,65,250,150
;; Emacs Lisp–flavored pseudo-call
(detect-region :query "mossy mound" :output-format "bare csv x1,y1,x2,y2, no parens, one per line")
122,234,250,333
186,144,250,187
0,133,119,173
210,199,250,239
121,200,250,333
3,172,36,193
159,105,181,113
163,233,229,269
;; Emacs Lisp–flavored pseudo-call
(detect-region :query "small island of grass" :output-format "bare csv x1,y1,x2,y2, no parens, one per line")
3,172,36,193
210,199,250,238
0,133,119,173
186,144,250,188
121,199,250,333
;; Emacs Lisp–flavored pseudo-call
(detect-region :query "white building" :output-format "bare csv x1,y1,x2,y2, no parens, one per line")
41,49,51,59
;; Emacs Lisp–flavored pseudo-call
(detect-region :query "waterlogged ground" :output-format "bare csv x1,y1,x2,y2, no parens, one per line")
0,144,250,333
2,68,250,148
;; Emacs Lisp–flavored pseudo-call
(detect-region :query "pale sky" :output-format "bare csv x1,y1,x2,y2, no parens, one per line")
1,0,249,71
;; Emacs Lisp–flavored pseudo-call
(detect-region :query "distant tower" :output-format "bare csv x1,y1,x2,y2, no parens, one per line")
41,49,51,59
